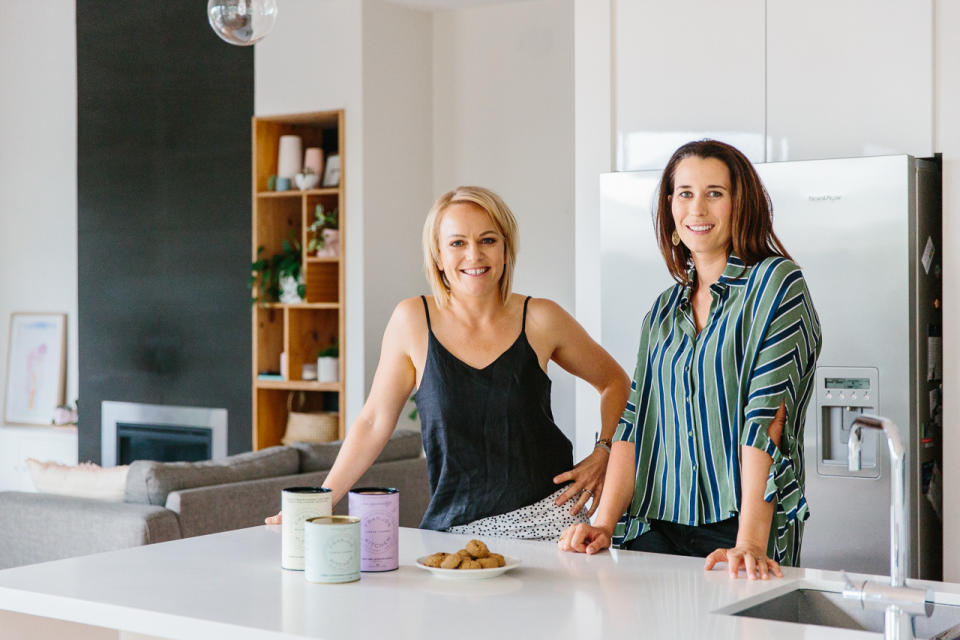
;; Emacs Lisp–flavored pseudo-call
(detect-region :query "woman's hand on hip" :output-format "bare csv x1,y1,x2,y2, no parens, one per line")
558,523,612,554
552,447,609,517
704,543,783,580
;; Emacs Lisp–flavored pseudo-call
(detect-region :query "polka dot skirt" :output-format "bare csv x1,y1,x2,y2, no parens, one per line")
446,487,591,542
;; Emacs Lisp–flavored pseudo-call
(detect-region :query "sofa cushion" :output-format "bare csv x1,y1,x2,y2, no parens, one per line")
26,459,130,502
125,446,299,506
293,429,422,473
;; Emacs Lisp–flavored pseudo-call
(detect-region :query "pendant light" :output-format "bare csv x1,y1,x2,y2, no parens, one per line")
207,0,278,46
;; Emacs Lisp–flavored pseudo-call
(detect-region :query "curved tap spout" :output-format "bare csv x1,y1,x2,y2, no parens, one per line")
848,415,907,588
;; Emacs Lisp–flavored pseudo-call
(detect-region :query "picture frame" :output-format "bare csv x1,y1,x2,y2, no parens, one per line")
321,154,341,187
4,313,66,425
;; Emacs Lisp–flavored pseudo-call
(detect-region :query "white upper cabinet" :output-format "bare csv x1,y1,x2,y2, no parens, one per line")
766,0,934,162
614,0,766,170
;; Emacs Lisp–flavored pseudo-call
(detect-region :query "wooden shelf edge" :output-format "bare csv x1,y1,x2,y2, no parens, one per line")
256,302,339,309
257,188,339,198
305,257,341,264
255,381,343,391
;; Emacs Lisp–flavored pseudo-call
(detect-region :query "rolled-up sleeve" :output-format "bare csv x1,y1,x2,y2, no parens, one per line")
739,263,821,526
614,309,654,445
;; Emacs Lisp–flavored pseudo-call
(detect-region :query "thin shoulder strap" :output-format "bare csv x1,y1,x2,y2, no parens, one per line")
420,295,432,331
522,296,532,333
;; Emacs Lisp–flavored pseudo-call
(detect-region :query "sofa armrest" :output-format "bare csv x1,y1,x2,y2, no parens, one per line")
167,454,430,538
166,470,331,538
0,491,181,570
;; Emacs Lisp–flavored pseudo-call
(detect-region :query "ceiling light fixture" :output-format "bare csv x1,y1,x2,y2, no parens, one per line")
207,0,278,46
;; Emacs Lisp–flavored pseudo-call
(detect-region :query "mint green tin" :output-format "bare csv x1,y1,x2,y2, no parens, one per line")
303,516,361,584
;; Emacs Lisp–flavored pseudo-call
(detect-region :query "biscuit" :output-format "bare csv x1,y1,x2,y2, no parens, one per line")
488,553,505,567
465,539,490,559
478,556,500,569
457,548,472,559
440,553,462,570
422,552,446,568
460,558,482,570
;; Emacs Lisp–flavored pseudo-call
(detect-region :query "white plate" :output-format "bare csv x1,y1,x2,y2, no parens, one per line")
415,554,521,580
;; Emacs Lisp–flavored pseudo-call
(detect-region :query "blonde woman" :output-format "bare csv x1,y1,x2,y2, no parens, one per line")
267,186,629,540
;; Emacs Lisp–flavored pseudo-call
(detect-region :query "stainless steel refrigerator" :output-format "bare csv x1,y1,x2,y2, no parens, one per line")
598,155,942,580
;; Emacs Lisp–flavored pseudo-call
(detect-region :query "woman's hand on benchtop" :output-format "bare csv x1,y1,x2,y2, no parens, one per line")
557,523,612,555
265,512,282,525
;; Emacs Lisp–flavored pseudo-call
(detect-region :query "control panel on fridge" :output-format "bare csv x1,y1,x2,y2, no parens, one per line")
815,367,880,478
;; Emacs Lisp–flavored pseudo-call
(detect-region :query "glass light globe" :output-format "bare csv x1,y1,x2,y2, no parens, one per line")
207,0,278,46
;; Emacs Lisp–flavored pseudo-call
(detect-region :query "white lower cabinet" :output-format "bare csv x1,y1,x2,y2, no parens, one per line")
0,427,77,491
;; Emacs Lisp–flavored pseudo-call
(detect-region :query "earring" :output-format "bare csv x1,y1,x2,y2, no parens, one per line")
671,230,681,246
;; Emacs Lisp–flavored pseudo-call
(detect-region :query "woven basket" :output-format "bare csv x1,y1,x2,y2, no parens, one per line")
281,392,338,444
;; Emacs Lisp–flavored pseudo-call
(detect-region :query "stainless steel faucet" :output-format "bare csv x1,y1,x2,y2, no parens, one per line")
843,415,932,639
848,415,907,588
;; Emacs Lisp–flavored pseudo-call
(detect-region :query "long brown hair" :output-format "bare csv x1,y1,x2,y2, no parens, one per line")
654,139,792,284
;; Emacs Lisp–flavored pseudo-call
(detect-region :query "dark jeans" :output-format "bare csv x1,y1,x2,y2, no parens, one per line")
623,517,739,558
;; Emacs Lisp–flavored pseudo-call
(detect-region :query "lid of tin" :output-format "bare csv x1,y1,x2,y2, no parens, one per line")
350,487,398,495
283,486,331,493
306,515,361,525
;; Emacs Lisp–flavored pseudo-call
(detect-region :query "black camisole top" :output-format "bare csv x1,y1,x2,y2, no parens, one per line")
414,295,573,530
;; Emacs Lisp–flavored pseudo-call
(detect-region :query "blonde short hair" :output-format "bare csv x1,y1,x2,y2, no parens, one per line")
422,186,519,308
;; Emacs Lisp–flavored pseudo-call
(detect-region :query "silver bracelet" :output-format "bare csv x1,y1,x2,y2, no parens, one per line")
594,441,611,454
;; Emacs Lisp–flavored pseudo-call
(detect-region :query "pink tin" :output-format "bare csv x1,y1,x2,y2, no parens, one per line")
347,487,399,572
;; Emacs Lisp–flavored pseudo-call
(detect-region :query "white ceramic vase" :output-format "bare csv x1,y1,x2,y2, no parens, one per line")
317,357,339,383
294,172,319,190
279,274,304,304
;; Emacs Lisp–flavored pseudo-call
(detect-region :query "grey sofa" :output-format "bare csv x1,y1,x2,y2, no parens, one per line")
0,430,429,570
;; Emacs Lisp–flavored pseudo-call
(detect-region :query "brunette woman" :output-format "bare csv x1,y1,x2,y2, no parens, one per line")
559,140,821,578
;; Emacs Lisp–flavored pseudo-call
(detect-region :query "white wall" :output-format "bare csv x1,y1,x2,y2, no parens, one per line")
255,0,367,426
361,1,434,429
0,2,78,440
934,0,960,583
573,0,612,460
432,0,577,440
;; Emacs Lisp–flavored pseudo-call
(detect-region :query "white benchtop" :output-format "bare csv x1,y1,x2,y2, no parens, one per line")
0,526,958,639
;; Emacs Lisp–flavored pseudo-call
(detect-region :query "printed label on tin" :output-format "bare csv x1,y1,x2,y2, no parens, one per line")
304,518,361,583
349,490,399,571
281,491,332,571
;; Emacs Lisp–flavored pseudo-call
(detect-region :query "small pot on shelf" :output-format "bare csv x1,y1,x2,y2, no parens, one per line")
316,343,339,383
316,229,340,258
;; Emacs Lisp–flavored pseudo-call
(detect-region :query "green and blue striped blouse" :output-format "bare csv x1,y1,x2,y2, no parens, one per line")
613,253,822,566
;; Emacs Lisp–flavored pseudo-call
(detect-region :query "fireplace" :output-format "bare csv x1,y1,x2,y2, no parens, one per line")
101,401,227,467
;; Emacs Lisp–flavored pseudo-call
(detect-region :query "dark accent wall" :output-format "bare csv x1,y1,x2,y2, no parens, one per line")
77,1,253,462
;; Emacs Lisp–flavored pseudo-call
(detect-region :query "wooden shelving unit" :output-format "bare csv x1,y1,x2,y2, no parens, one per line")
251,110,345,450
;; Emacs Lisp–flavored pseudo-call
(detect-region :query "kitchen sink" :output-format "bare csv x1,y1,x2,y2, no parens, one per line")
729,588,960,639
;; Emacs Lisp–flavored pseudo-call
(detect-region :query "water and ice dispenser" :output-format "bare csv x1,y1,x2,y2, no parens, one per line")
816,367,880,478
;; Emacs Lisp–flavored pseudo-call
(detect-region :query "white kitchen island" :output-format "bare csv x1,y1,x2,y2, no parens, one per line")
0,526,958,639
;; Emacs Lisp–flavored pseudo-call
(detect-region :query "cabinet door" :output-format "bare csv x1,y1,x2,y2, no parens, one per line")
614,0,766,170
767,0,934,162
0,427,78,492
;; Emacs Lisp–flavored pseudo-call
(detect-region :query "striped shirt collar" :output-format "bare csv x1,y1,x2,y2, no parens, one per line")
680,252,749,308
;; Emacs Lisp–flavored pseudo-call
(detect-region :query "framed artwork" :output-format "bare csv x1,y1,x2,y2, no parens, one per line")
321,154,341,187
4,313,66,425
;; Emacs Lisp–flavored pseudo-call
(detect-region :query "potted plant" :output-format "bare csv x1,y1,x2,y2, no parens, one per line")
316,341,339,383
249,231,306,305
307,205,340,258
294,166,319,190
